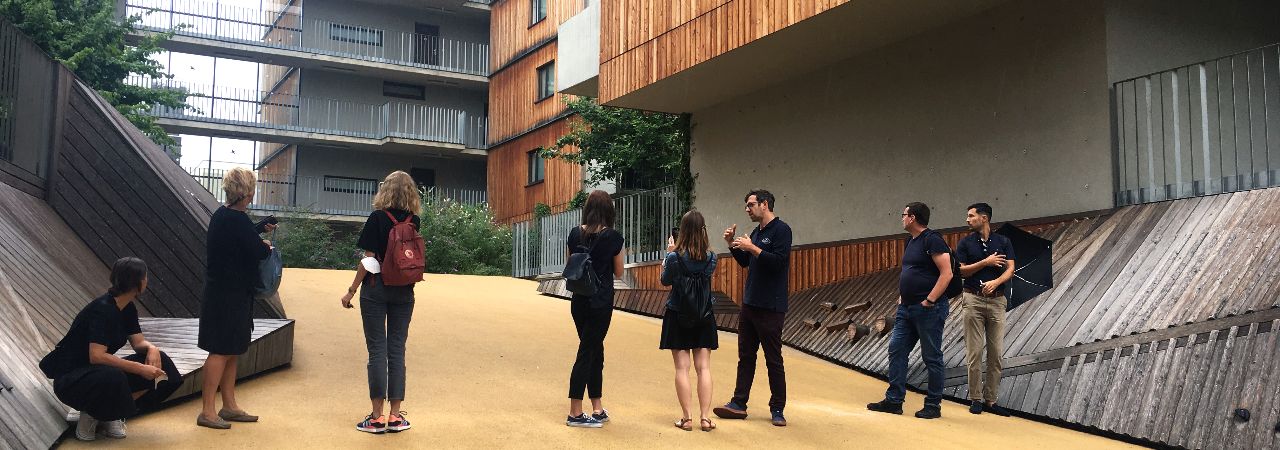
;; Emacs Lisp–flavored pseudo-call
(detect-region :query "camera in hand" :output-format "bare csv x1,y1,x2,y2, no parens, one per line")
255,215,279,229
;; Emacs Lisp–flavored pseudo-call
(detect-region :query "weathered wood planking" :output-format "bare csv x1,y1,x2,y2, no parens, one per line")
486,119,582,224
114,318,295,401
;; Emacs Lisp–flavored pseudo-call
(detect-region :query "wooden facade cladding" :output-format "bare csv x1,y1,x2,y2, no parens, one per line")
488,42,576,144
599,0,851,104
487,118,582,224
490,0,588,71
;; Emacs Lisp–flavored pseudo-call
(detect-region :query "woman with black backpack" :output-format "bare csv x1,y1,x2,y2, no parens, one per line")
660,210,719,432
563,190,625,428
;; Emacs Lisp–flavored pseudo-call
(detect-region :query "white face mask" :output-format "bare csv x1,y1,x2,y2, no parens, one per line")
361,256,382,274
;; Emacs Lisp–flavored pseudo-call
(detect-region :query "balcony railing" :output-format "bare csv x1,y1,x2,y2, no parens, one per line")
125,0,490,76
130,76,487,148
1112,42,1280,206
512,185,683,277
188,167,487,217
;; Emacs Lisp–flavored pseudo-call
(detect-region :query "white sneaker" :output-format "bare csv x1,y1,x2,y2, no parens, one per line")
75,415,98,441
102,419,126,439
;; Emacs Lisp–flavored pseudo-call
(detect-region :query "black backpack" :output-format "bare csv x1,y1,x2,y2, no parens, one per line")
926,230,963,300
673,253,714,328
563,229,601,296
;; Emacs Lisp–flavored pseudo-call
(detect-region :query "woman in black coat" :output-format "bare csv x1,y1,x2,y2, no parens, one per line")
196,167,275,429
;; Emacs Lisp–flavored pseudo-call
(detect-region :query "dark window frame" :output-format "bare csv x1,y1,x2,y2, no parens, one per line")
383,81,426,101
329,23,384,47
535,61,555,102
323,175,379,194
529,0,547,26
527,149,545,185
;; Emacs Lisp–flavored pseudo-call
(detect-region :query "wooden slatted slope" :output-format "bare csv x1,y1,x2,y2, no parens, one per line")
544,186,1280,447
0,182,295,450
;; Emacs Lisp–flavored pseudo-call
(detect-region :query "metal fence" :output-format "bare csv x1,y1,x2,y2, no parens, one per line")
130,76,487,148
125,0,490,76
1113,42,1280,206
188,167,487,217
511,185,683,277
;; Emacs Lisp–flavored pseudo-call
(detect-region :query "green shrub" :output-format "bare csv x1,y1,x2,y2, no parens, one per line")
420,198,512,276
273,214,359,270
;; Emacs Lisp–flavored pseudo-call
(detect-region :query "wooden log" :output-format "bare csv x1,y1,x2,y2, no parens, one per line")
874,314,896,336
843,301,871,315
848,324,871,342
803,318,821,329
825,318,851,332
820,301,837,311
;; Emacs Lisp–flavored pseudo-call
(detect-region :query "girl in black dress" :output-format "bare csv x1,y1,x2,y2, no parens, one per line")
659,210,718,431
196,167,275,429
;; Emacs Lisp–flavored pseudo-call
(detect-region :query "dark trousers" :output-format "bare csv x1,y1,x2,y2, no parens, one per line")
885,299,949,406
567,299,613,400
53,352,182,421
731,305,787,411
361,275,416,401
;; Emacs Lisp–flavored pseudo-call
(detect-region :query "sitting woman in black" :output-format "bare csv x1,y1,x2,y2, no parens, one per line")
39,257,182,441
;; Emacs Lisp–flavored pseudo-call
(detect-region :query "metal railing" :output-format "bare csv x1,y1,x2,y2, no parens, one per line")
1112,42,1280,206
130,76,487,148
125,0,490,76
188,167,487,217
512,185,684,277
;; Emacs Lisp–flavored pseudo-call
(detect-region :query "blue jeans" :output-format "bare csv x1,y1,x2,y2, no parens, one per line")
885,299,949,406
361,275,415,400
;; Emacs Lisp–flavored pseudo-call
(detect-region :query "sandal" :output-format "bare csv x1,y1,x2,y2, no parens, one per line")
673,418,693,431
700,418,716,432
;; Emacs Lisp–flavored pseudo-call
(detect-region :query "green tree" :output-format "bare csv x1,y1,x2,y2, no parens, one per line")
1,0,188,147
420,198,513,276
539,96,692,203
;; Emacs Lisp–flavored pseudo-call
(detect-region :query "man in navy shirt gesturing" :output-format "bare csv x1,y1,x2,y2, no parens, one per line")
868,202,954,419
713,189,793,427
955,202,1015,416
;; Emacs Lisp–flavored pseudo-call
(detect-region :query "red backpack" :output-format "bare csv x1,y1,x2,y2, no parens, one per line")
381,210,425,286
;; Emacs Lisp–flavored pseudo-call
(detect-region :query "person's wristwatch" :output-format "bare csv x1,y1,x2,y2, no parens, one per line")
923,298,936,306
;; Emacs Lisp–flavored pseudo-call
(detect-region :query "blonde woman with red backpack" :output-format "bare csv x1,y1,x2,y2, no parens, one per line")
339,171,425,434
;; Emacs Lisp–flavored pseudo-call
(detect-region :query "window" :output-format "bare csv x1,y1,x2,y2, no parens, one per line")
329,23,383,47
527,150,545,185
530,0,547,25
383,82,425,101
536,61,555,101
323,175,378,194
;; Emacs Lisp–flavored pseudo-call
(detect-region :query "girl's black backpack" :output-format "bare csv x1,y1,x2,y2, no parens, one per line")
673,253,714,328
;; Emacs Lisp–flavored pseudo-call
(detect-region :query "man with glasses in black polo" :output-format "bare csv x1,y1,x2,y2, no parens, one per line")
955,202,1015,416
868,202,953,419
713,189,793,427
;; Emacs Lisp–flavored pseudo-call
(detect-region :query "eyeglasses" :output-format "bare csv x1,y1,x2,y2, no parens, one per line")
901,213,913,217
745,202,759,208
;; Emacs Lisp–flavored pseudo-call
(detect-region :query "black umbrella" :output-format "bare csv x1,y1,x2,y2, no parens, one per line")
994,223,1054,310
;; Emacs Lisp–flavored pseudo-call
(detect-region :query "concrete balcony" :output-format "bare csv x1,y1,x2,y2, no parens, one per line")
131,77,487,157
123,0,489,89
556,0,599,97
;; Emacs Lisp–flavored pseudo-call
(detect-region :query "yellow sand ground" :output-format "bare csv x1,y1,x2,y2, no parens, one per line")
63,269,1135,449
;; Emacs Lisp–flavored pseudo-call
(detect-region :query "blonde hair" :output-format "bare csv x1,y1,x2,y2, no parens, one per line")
222,167,256,206
372,171,422,215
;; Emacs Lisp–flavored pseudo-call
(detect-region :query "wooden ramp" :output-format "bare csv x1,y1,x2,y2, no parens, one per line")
539,186,1280,448
114,318,295,401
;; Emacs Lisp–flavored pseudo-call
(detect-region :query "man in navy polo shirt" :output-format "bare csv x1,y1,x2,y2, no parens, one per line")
868,202,954,419
956,202,1015,416
713,189,793,427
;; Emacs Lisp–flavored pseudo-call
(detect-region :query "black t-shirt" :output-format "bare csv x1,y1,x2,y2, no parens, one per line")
955,232,1017,294
357,209,422,261
566,226,625,293
40,294,142,378
899,229,952,304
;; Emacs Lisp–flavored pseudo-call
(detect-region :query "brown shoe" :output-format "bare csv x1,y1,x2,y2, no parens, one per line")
196,414,231,429
673,418,693,431
218,409,259,422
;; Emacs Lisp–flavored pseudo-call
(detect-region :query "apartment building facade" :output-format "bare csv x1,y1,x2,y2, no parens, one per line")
119,0,492,216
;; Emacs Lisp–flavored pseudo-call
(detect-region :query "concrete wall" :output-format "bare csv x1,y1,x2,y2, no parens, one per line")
300,69,486,116
689,0,1112,247
302,0,489,57
1105,0,1280,84
294,146,485,212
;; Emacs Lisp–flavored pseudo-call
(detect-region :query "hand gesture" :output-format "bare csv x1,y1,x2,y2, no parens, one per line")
723,224,737,245
981,280,999,296
146,347,162,369
666,236,676,253
732,236,756,253
341,291,355,309
982,252,1007,268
